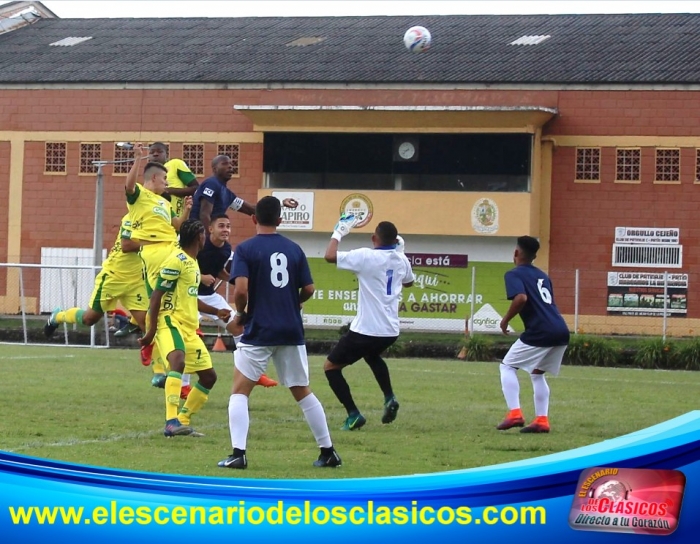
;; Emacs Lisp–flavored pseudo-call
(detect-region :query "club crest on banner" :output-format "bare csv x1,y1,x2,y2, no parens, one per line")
471,198,499,234
339,194,373,228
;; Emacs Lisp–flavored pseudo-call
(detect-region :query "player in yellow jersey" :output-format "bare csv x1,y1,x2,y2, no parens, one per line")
44,214,149,338
139,219,226,437
125,144,191,380
149,142,198,217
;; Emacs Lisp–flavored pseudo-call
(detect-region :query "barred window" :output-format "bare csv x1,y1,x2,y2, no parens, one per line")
613,244,682,268
655,148,680,182
575,147,600,182
45,142,67,173
615,148,641,182
79,143,101,174
113,143,134,175
217,144,240,176
183,143,205,176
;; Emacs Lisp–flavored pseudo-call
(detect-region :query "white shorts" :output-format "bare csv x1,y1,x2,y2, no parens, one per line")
502,339,568,376
234,344,309,387
198,293,232,328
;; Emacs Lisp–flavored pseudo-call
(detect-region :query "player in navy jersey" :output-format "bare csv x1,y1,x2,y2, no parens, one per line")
190,155,298,231
217,196,341,470
497,236,570,434
323,217,414,431
180,212,277,396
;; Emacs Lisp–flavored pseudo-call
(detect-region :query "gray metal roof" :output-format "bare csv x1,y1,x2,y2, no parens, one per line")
0,14,698,84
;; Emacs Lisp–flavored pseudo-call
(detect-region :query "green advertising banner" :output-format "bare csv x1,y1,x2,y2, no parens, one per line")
302,256,524,333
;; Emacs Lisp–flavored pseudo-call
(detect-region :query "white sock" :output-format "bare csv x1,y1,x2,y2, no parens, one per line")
500,364,520,410
530,373,550,417
228,394,250,450
298,393,332,448
181,373,191,387
233,334,242,346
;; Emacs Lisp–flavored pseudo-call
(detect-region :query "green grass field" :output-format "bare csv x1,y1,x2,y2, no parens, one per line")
2,345,698,479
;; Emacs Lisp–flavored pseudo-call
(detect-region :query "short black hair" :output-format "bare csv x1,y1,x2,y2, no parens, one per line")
211,155,229,169
143,161,167,175
149,142,168,152
376,221,398,246
210,212,229,223
517,235,540,261
255,196,281,227
179,219,205,247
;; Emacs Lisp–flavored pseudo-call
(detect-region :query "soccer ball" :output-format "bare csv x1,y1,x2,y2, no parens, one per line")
403,26,432,53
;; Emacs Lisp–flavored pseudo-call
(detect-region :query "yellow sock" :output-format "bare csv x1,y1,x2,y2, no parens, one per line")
56,308,84,325
129,316,138,327
178,383,210,425
165,372,182,421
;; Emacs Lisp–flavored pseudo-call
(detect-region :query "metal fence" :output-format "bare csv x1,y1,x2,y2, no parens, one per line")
0,261,689,348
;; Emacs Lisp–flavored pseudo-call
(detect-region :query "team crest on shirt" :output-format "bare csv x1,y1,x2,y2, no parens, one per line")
339,193,373,228
176,253,187,261
471,198,499,235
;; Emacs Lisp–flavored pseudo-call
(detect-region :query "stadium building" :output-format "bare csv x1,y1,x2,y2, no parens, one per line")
0,6,699,335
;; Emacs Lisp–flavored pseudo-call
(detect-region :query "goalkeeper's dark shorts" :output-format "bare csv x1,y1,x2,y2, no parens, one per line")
327,330,398,366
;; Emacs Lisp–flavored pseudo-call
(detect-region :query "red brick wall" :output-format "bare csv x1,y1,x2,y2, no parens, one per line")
3,87,700,316
549,145,700,319
547,90,700,137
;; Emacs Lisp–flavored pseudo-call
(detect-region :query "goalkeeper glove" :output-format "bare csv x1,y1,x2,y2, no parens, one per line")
331,214,358,241
395,235,405,253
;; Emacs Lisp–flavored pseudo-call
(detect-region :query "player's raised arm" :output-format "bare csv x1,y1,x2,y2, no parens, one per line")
324,214,359,263
125,143,146,195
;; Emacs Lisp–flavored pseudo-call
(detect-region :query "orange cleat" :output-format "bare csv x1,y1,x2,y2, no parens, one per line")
520,416,550,434
180,385,192,400
496,409,525,430
256,374,278,388
140,343,154,367
196,328,204,339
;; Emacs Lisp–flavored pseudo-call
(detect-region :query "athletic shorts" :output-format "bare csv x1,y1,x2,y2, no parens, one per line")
235,344,309,387
327,330,398,366
502,338,568,376
198,292,233,328
155,315,212,374
139,241,178,295
89,270,148,313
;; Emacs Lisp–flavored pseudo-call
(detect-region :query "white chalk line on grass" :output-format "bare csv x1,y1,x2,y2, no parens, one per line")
0,355,75,360
6,423,230,453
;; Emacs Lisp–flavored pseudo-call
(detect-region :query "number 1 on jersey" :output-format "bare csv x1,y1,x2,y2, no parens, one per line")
386,269,394,295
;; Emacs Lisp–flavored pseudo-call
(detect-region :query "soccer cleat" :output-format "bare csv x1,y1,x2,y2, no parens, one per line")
163,418,203,438
341,413,367,431
218,449,247,469
114,323,141,337
180,385,192,400
381,397,400,424
520,416,550,434
140,343,154,366
43,308,60,338
151,374,167,388
196,328,204,339
256,374,278,388
313,447,342,468
496,410,526,430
